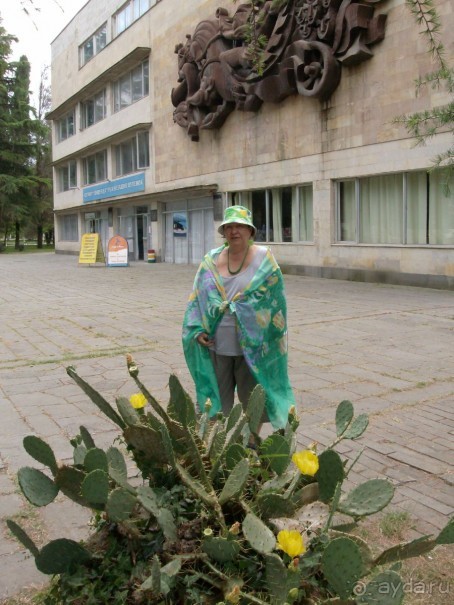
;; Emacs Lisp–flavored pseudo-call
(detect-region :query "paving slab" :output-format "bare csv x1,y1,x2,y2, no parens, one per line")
0,252,453,599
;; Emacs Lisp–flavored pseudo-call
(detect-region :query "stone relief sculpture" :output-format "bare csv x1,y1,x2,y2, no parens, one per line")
171,0,387,141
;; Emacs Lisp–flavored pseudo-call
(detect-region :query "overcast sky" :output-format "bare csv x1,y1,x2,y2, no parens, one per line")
0,0,88,105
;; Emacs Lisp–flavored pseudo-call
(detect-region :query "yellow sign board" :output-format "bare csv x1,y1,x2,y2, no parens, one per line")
78,233,105,265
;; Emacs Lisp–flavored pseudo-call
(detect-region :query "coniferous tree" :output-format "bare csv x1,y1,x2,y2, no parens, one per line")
0,21,19,245
10,54,34,248
29,67,53,248
0,18,51,248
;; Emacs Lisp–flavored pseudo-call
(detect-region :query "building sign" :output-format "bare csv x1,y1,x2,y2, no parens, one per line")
83,173,145,203
78,233,105,265
107,235,129,267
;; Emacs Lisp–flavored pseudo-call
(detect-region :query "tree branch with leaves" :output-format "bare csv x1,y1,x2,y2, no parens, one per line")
395,0,454,191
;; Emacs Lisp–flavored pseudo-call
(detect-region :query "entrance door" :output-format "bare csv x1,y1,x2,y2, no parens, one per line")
164,199,214,264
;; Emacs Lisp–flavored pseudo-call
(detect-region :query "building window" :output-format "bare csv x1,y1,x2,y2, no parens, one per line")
81,90,106,128
114,0,152,36
298,185,313,242
113,61,149,112
83,150,107,185
336,171,454,245
115,131,149,176
80,23,107,66
231,185,313,242
57,111,75,142
58,161,77,191
60,214,78,241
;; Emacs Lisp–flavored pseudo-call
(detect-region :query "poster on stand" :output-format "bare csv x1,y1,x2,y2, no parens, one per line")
107,235,129,267
79,233,105,265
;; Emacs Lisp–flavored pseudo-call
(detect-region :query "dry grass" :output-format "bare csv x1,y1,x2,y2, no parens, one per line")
354,512,453,605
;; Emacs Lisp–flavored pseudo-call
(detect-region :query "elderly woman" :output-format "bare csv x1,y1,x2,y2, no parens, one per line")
182,205,295,430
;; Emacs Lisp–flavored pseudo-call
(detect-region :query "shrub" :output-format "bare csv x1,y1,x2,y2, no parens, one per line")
7,356,454,604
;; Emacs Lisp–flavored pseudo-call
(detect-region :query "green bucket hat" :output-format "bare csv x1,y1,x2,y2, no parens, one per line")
218,205,257,236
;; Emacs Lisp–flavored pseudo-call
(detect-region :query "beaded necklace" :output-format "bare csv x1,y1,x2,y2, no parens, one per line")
227,244,250,275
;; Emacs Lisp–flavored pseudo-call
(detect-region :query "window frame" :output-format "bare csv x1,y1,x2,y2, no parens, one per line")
113,61,149,112
335,171,454,246
82,150,108,185
114,131,150,177
57,111,75,142
79,23,107,67
59,214,79,242
58,161,77,192
81,89,106,129
230,184,313,243
114,0,153,36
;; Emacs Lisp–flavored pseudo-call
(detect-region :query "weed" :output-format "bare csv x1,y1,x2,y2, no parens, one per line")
380,510,413,539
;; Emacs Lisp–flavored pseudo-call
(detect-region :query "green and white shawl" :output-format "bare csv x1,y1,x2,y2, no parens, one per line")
182,245,295,429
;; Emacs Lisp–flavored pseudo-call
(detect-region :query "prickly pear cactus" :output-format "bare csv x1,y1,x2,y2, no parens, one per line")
6,357,452,605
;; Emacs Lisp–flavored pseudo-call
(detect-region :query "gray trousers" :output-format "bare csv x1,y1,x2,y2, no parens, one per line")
209,351,257,416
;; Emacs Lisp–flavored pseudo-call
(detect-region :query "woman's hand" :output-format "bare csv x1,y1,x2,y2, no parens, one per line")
197,332,214,347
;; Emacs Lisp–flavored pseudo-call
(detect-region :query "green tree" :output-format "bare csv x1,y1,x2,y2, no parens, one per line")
29,67,53,248
0,18,51,248
0,21,19,244
10,53,35,248
396,0,454,190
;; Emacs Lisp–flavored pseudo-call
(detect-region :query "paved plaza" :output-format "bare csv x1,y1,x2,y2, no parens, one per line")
0,253,453,599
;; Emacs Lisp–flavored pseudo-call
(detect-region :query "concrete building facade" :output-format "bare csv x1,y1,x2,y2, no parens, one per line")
49,0,453,288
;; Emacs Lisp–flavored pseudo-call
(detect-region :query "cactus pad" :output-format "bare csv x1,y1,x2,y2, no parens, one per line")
256,492,296,519
336,400,354,436
35,539,91,575
123,425,169,464
55,465,89,507
246,384,266,434
84,448,108,473
18,467,59,507
357,570,404,604
265,553,300,601
79,425,96,449
374,535,436,566
242,512,276,554
81,469,109,507
167,374,197,428
338,479,394,517
116,396,142,427
343,413,368,440
107,446,128,485
316,449,344,502
224,443,248,470
219,458,249,504
106,488,137,522
202,536,241,562
321,536,364,598
260,433,291,476
23,436,58,476
67,366,125,429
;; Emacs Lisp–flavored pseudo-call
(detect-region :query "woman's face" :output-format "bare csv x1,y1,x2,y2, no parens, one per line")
223,223,252,247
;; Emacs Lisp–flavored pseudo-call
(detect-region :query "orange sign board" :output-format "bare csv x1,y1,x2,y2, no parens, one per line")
107,235,129,267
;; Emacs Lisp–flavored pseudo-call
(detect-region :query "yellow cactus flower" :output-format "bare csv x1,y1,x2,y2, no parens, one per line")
292,450,319,476
277,530,305,557
129,392,147,409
